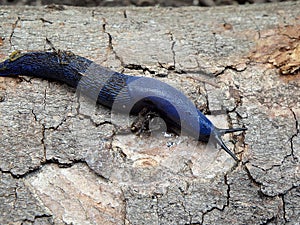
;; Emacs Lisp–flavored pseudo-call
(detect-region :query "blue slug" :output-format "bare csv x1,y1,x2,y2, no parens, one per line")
0,50,246,161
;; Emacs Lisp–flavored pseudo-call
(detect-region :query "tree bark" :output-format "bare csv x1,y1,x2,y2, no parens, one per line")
0,2,299,224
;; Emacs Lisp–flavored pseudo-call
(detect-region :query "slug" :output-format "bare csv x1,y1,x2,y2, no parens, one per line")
0,50,247,161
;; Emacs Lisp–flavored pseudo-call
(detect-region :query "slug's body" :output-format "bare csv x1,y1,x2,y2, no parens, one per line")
0,51,246,161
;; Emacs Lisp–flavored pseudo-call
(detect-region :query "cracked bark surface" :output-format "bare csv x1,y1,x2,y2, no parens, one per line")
0,2,300,224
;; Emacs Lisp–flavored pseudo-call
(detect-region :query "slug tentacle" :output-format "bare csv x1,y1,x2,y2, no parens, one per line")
212,127,247,161
218,127,247,134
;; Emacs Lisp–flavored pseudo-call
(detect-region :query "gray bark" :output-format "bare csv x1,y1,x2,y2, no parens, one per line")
0,2,299,224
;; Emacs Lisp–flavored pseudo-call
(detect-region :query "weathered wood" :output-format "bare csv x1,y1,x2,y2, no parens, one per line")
0,2,299,224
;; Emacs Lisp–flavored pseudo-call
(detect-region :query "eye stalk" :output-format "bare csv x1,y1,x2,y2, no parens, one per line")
212,127,247,161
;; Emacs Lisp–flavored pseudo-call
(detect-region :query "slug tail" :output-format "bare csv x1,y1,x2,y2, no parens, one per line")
213,127,247,161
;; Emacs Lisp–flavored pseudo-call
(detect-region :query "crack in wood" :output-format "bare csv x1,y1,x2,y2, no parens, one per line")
8,16,21,48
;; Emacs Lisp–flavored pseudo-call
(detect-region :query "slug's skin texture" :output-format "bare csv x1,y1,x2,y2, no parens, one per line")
0,51,247,161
